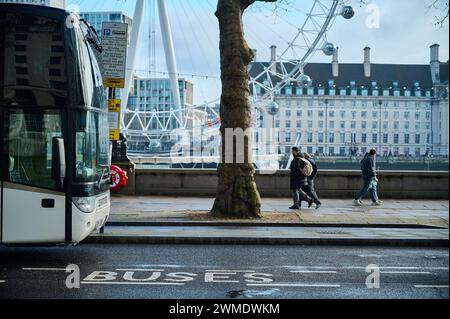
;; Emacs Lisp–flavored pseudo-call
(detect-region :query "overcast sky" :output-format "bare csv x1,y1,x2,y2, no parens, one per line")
69,0,449,104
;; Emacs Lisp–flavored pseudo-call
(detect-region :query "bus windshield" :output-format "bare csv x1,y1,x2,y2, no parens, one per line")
0,11,69,107
75,111,110,183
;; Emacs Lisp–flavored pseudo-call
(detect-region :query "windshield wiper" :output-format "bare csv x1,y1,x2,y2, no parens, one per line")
95,166,109,190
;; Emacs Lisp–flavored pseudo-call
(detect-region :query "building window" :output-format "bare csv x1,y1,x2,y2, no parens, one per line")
307,133,313,143
296,120,301,128
329,110,335,118
372,111,378,119
286,133,291,143
308,120,313,129
286,110,291,117
307,110,313,118
404,147,410,156
394,134,399,144
372,134,377,144
275,120,280,128
361,121,367,130
340,133,345,143
329,133,334,143
425,112,431,120
383,111,388,120
404,122,409,131
319,120,324,129
340,111,346,118
329,147,335,155
383,133,388,144
362,133,367,143
361,111,367,119
351,121,356,129
297,110,302,117
318,133,324,143
351,111,356,119
318,110,324,118
404,112,410,120
351,133,356,143
340,121,345,130
415,134,420,144
329,121,334,130
404,134,410,144
372,121,378,130
394,122,399,130
286,120,291,129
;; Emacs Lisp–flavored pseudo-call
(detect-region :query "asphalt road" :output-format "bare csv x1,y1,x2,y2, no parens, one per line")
0,244,448,299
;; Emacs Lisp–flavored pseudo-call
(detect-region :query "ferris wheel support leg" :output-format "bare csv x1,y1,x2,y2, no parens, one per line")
157,0,183,123
121,0,145,129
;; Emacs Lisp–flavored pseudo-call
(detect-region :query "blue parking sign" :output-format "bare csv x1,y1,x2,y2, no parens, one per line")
103,29,111,36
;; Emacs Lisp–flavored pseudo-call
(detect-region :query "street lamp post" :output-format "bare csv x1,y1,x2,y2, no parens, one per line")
325,99,328,156
379,100,382,156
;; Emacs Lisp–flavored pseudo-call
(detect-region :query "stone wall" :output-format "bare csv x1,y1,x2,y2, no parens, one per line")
122,169,449,199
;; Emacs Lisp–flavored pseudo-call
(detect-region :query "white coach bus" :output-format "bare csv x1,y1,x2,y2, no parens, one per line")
0,4,110,245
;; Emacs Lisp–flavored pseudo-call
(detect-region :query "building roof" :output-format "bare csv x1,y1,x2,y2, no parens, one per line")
249,61,449,90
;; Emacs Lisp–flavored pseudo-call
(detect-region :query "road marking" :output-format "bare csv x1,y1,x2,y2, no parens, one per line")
205,270,256,273
22,268,72,271
290,270,338,274
116,269,165,272
414,285,449,289
81,281,184,286
381,271,432,275
0,280,5,284
247,283,340,288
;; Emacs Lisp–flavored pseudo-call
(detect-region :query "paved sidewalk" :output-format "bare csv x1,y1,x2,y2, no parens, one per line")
109,196,449,228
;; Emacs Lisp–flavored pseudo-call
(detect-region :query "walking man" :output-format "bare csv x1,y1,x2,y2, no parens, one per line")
302,153,322,209
290,147,314,210
353,149,382,206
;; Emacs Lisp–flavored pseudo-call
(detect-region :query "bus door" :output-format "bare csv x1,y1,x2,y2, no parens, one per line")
1,111,67,245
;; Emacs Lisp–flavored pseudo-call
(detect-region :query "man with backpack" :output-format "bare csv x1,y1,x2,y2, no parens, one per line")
301,153,322,209
289,147,314,210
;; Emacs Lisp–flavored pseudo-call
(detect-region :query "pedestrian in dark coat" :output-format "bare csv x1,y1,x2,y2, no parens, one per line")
300,153,322,209
289,147,313,210
353,149,382,206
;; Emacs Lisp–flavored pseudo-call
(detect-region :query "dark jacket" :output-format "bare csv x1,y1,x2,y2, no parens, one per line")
360,153,376,181
290,154,308,189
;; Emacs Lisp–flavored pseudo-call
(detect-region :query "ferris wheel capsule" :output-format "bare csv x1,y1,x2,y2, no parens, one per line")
297,73,312,87
266,101,280,115
341,6,355,19
322,42,336,56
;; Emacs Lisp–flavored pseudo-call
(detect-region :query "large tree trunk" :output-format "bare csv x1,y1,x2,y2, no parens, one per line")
211,0,268,218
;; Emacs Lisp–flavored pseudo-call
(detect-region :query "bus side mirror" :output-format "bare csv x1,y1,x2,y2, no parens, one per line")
52,137,66,190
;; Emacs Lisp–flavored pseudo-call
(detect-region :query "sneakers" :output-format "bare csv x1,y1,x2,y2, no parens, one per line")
353,199,363,206
289,205,300,210
308,198,314,208
371,200,383,206
315,203,322,209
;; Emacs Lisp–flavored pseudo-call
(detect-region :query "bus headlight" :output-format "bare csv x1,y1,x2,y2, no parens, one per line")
73,197,96,213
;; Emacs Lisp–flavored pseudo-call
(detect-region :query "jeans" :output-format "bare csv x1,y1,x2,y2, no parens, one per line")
304,179,321,205
292,188,311,206
355,178,379,202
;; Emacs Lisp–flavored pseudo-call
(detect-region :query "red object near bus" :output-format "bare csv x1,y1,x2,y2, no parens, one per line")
110,165,128,192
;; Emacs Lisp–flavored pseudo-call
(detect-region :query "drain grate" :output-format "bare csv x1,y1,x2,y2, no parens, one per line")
316,230,351,235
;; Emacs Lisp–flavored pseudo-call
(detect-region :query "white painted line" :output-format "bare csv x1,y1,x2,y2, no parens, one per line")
290,270,338,274
205,270,255,273
81,281,184,286
22,268,72,271
247,283,340,288
116,269,165,272
381,271,432,275
414,285,449,289
0,280,5,284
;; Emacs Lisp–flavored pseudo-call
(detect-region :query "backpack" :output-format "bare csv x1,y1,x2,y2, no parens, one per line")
299,158,313,177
